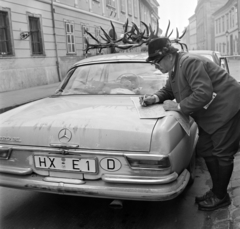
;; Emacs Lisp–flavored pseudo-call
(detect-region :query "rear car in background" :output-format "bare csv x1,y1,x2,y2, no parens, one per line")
189,50,230,73
0,53,198,201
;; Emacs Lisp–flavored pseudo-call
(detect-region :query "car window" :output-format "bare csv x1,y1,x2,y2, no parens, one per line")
62,63,168,95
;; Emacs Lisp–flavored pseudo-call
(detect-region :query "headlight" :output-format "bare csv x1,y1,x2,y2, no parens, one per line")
125,154,170,170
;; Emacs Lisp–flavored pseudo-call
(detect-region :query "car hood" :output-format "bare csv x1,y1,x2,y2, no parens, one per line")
0,96,158,152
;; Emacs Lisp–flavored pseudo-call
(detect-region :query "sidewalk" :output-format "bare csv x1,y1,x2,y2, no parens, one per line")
0,82,60,114
0,83,239,228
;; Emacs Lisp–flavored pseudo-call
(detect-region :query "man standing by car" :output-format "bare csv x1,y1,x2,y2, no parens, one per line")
141,37,240,211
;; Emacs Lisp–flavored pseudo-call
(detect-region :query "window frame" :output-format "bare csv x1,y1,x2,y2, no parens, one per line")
27,13,45,56
106,0,116,9
94,26,101,54
222,15,225,32
82,25,89,55
127,0,132,16
120,0,126,13
65,21,76,55
0,8,14,57
133,0,138,18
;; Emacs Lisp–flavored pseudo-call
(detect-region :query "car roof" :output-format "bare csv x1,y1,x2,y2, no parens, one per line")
73,52,148,67
189,50,217,55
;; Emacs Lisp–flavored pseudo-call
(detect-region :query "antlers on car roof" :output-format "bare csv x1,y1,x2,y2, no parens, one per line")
84,20,187,54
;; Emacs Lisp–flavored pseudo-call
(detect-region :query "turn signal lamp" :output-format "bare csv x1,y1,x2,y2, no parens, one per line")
0,146,12,160
125,154,170,170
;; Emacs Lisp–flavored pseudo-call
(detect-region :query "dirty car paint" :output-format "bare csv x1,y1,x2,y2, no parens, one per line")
0,95,158,151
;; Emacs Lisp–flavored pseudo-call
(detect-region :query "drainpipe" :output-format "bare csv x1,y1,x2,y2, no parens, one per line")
51,0,62,82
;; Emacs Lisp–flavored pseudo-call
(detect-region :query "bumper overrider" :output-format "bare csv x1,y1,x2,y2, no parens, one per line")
0,145,190,201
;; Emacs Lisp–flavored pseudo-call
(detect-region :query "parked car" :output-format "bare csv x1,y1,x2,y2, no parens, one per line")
189,50,230,73
0,52,198,201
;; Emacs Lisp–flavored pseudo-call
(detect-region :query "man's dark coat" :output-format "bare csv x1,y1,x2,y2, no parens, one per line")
155,52,240,134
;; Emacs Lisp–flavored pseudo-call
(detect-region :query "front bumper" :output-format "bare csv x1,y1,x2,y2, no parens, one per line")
0,169,190,201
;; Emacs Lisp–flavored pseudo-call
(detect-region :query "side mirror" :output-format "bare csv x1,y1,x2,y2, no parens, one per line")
219,57,230,74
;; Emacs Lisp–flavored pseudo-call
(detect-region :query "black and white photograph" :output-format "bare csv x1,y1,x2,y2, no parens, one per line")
0,0,240,228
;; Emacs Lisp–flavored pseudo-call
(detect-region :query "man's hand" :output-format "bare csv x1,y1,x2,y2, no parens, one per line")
139,94,156,107
163,100,180,111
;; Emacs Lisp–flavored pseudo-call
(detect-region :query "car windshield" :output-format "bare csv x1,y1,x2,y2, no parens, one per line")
61,62,168,95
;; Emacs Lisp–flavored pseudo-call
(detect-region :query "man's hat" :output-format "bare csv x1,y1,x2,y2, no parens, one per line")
146,37,179,62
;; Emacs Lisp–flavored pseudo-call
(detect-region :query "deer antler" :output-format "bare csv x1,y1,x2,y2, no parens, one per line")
165,20,170,37
83,20,142,54
83,19,188,55
170,27,188,51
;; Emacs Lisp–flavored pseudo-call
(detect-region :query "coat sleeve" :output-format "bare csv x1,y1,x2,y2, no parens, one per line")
154,77,175,103
180,58,213,115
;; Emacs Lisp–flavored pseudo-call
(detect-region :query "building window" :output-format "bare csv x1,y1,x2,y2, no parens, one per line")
127,0,132,16
106,0,116,8
230,10,232,28
120,0,125,13
218,19,221,33
233,36,235,52
0,10,13,55
235,36,238,52
232,8,235,27
226,13,229,30
65,22,76,54
222,16,225,32
133,0,138,18
82,25,89,54
29,16,43,55
235,7,238,26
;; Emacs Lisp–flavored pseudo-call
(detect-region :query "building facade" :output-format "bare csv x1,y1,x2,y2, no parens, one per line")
0,0,159,92
189,14,197,50
181,25,190,51
0,0,59,92
195,0,228,50
213,0,239,56
238,0,240,53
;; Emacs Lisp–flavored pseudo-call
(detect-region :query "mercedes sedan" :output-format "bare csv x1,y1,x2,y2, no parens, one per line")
0,53,198,201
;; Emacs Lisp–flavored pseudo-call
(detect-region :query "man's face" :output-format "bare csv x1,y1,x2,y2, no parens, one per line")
153,54,174,74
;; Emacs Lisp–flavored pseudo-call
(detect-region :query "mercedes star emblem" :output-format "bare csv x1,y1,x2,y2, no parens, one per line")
58,128,72,143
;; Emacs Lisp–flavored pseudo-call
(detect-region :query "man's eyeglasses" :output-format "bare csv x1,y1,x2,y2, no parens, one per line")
149,55,166,66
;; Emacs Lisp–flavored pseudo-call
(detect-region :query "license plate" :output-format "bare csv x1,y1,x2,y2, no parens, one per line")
34,155,97,173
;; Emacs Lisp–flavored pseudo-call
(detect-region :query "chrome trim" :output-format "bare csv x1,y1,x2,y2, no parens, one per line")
0,145,63,154
0,144,150,156
44,177,85,184
0,169,190,201
125,154,169,160
102,172,178,184
0,166,33,175
58,128,72,143
50,143,79,148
